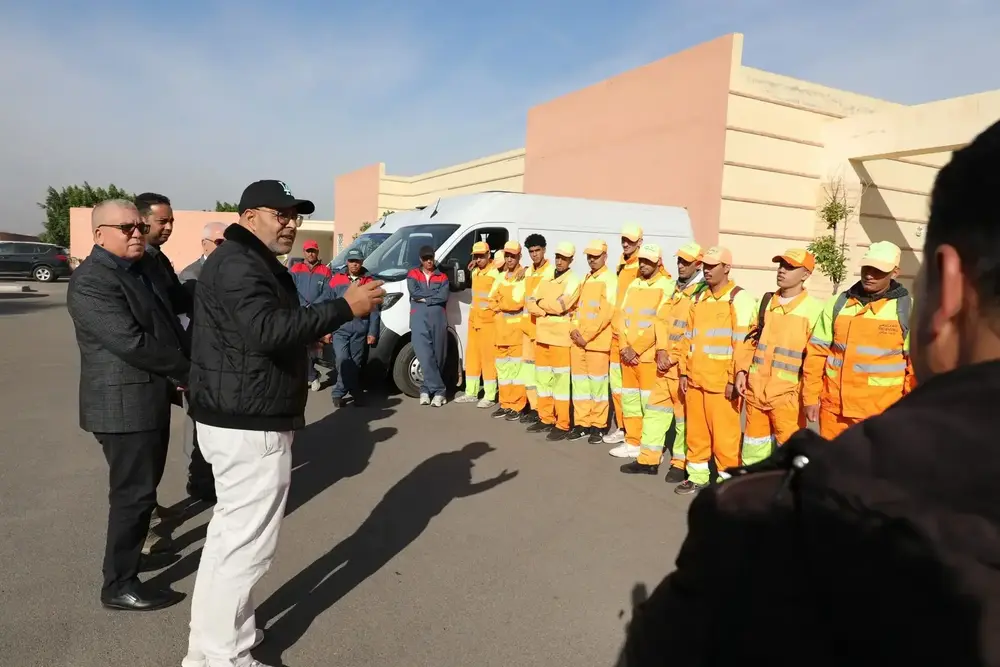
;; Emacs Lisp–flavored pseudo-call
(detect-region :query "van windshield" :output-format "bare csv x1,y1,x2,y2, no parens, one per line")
328,233,391,269
364,224,459,281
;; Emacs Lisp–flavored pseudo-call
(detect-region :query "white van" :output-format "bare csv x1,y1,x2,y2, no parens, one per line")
361,192,695,397
326,210,415,271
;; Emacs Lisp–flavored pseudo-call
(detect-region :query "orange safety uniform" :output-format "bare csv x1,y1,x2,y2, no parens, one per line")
615,270,674,449
735,291,823,465
521,260,556,410
652,276,707,471
528,269,581,431
462,264,500,401
489,270,527,413
803,285,913,439
570,263,618,429
676,280,758,486
609,253,641,431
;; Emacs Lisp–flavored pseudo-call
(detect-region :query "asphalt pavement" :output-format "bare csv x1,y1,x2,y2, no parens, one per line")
0,281,692,667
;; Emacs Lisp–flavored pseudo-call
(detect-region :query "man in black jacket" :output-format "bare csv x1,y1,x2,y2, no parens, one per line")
182,180,384,667
67,199,189,612
621,122,1000,666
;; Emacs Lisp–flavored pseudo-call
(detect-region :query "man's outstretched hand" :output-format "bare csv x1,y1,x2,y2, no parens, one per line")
344,279,385,317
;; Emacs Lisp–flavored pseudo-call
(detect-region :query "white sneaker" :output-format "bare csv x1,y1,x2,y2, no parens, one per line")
181,630,266,666
477,398,496,408
431,395,446,407
251,629,265,650
454,394,478,404
609,443,640,458
603,428,626,444
309,379,321,392
419,393,430,405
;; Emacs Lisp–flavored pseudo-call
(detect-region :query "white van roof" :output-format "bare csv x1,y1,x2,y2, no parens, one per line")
400,191,692,232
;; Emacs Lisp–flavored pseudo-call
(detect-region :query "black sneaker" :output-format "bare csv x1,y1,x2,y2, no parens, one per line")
492,406,509,419
504,409,523,421
567,426,588,441
520,410,540,425
620,460,659,475
664,467,686,484
674,480,706,495
546,427,570,441
526,422,553,434
587,427,605,444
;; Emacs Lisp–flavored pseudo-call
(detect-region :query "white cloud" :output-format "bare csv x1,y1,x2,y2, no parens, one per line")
0,1,996,233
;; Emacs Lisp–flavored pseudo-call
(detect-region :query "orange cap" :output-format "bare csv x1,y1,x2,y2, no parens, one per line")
860,241,902,273
637,243,662,263
503,240,522,254
772,248,815,272
554,241,575,258
584,239,608,256
471,241,490,255
621,224,643,242
701,246,732,266
493,250,504,265
677,242,703,262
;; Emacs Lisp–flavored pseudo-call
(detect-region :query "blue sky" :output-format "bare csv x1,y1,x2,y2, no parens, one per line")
2,0,998,232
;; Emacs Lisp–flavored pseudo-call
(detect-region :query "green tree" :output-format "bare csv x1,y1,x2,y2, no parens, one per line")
38,182,134,247
214,201,239,212
351,210,394,240
808,178,869,292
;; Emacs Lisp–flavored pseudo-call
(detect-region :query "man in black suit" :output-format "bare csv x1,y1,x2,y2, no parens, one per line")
66,199,189,612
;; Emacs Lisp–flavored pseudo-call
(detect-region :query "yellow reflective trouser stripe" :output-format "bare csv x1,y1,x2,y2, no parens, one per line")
688,461,710,486
671,416,687,464
639,405,675,456
518,358,535,392
466,376,481,396
621,387,648,419
535,364,553,398
741,434,774,467
496,357,521,385
571,373,610,403
551,365,571,401
610,362,622,396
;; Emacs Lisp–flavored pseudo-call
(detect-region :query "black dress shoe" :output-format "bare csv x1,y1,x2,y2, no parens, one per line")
101,586,185,612
139,551,180,572
587,427,605,444
620,460,658,475
546,427,570,441
526,421,552,433
567,426,588,441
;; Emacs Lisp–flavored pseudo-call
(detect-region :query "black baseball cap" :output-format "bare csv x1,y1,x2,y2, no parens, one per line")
418,245,435,259
238,180,315,215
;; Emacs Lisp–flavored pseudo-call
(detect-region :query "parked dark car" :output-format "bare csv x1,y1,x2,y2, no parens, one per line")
0,241,73,282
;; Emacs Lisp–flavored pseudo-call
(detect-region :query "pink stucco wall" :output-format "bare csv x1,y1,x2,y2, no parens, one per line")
523,35,735,246
70,207,238,272
333,164,382,247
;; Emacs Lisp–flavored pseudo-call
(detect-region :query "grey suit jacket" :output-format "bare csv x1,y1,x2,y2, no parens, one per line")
178,256,204,283
67,247,191,434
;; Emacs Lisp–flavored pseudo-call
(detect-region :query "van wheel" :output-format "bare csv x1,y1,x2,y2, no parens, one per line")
392,342,422,398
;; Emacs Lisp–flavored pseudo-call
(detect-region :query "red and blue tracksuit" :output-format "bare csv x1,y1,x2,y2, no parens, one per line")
323,269,381,399
290,260,333,381
407,268,450,397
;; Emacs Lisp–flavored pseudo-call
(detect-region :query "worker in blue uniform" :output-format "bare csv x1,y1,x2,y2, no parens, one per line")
407,245,450,406
323,247,380,407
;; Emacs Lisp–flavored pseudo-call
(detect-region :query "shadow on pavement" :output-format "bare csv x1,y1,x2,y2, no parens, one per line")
145,395,400,589
0,294,59,316
610,582,648,667
253,441,518,667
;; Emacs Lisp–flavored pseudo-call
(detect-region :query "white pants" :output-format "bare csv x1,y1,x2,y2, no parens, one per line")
182,423,293,667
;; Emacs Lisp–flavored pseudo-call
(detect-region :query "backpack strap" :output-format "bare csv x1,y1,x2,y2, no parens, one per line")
831,291,850,324
745,291,773,344
896,294,912,339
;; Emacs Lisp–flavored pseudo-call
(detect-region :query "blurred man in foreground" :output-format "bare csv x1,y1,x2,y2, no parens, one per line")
621,121,1000,666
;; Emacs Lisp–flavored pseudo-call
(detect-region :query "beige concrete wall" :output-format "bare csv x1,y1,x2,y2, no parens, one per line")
723,65,916,297
378,148,524,214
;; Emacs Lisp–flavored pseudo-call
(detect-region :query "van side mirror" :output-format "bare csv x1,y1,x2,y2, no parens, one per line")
443,258,468,292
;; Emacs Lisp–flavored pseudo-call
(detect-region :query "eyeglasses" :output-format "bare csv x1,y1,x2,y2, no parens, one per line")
99,222,150,236
204,238,224,246
255,208,303,228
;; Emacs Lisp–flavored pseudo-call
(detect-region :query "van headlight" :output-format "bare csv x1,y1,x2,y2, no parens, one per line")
380,293,402,310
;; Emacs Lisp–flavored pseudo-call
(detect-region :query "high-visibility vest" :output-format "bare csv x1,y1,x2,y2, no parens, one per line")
615,254,640,322
573,265,618,352
683,281,759,393
615,274,675,363
470,266,500,329
661,278,707,379
532,270,582,347
738,291,824,409
804,290,912,419
489,272,526,346
521,260,555,339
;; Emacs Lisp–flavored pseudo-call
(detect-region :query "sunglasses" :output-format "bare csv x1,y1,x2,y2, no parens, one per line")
99,222,150,236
